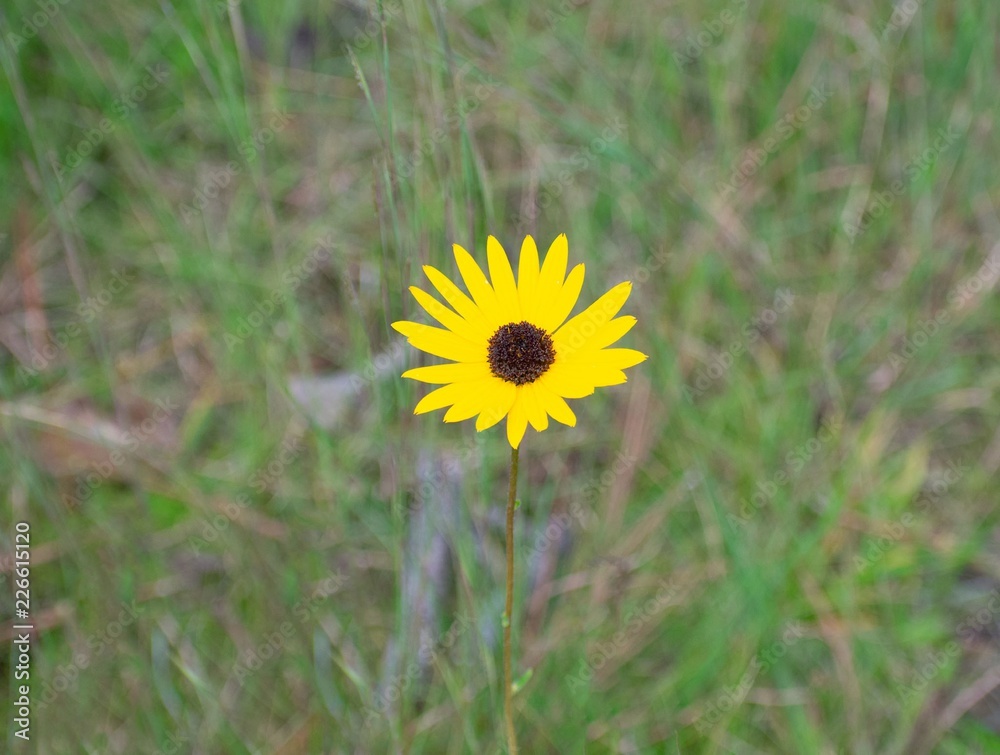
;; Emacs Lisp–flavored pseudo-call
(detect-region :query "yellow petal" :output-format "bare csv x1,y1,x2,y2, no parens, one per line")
537,234,568,300
537,263,585,333
538,364,596,399
402,362,491,384
413,381,477,414
423,265,491,330
555,315,636,356
600,347,648,369
522,384,549,432
453,244,504,327
506,391,529,448
487,236,520,322
588,368,629,387
552,281,632,349
409,286,487,342
547,364,627,388
475,380,518,431
444,397,483,423
551,349,636,387
562,347,648,371
535,382,577,427
517,236,540,322
444,376,509,423
392,321,485,362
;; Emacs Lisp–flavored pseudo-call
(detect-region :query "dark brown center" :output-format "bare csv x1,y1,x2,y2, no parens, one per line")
487,321,555,385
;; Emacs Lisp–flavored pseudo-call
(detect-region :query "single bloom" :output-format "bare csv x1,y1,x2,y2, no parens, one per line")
392,234,647,448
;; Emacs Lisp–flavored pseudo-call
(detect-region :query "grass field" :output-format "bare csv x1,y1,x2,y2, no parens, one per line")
3,0,1000,752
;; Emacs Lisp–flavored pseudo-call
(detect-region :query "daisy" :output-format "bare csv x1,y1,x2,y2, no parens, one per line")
392,234,647,449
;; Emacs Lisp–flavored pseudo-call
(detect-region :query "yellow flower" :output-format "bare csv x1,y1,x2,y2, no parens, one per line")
392,234,647,448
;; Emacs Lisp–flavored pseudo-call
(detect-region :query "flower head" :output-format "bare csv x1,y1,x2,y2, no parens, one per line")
392,234,647,448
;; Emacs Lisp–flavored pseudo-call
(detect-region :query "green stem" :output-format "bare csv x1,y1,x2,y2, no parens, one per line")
504,445,519,755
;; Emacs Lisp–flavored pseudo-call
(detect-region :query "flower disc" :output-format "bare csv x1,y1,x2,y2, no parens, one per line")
487,321,556,385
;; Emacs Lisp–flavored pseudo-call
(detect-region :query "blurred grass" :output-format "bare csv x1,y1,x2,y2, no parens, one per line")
2,0,1000,752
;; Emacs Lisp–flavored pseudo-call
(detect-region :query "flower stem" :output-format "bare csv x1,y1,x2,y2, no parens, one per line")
504,445,519,755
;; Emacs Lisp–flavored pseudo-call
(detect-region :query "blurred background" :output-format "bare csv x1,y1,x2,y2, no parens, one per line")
2,0,1000,752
